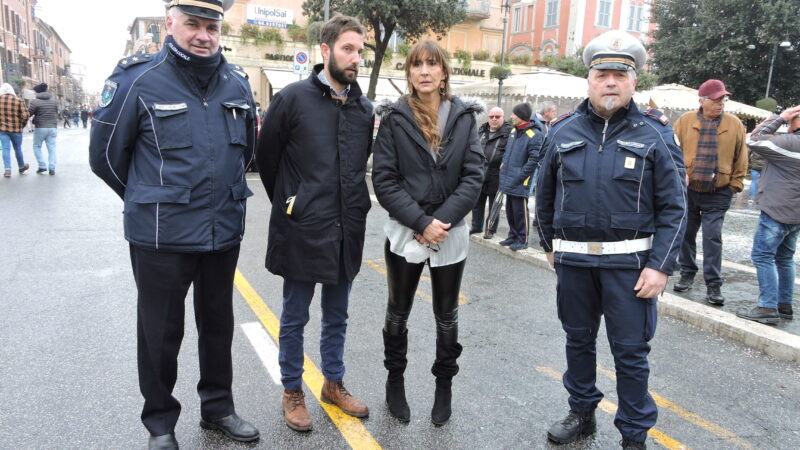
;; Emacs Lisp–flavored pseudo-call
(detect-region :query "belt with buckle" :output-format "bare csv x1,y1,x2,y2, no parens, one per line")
552,236,652,255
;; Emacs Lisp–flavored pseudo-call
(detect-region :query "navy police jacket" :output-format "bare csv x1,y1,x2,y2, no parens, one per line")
89,48,256,252
535,99,687,273
499,120,544,197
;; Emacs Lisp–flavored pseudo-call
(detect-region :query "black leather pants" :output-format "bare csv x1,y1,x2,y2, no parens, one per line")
383,240,464,379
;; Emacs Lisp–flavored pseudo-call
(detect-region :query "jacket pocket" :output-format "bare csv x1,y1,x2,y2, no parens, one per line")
610,212,655,233
128,184,191,204
230,180,254,201
553,210,586,228
222,101,250,146
152,103,192,149
613,140,650,182
556,140,586,181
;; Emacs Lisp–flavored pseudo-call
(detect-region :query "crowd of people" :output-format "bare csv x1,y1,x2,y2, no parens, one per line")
83,1,797,450
0,80,93,178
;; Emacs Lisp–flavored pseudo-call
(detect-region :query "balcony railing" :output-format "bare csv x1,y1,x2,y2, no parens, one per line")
463,0,491,20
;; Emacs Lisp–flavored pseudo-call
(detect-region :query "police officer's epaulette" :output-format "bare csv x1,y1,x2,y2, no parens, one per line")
549,111,575,127
117,53,153,69
644,108,670,126
229,64,249,80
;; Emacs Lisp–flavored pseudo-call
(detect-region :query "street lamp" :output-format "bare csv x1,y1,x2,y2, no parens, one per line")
496,0,510,106
748,40,792,99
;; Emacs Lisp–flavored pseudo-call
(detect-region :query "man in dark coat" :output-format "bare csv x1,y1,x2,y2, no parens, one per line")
498,102,543,251
256,14,373,432
471,106,512,238
89,2,259,448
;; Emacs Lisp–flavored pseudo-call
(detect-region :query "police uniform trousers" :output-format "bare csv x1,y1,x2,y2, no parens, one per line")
679,188,732,287
505,194,529,244
129,244,239,436
555,263,658,443
279,248,351,391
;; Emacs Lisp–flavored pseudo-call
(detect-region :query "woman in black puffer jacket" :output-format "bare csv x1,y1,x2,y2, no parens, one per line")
372,40,484,426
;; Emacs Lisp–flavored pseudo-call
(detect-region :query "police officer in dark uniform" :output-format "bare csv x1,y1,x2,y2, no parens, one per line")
535,31,687,449
89,1,258,448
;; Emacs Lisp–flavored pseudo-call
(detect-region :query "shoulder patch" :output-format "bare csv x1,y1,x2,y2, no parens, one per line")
100,79,118,108
117,53,151,69
550,111,575,126
229,64,249,79
644,107,670,126
525,129,535,138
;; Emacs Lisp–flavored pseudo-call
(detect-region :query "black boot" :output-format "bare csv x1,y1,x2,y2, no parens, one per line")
383,329,410,422
547,410,597,444
431,377,452,425
430,338,462,426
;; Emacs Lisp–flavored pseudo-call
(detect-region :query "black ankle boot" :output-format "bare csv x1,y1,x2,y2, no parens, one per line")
383,329,410,422
386,377,410,422
431,378,452,425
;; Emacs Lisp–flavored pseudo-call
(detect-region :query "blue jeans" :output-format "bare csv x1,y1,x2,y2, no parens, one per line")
0,131,25,170
750,170,761,199
278,255,352,390
751,212,799,309
33,128,57,170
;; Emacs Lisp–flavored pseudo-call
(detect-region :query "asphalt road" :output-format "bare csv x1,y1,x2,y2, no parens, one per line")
1,129,799,449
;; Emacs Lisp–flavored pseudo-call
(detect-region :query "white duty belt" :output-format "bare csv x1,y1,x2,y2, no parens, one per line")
552,236,652,255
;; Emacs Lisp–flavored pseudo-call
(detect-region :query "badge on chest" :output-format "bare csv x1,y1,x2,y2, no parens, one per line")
624,157,637,169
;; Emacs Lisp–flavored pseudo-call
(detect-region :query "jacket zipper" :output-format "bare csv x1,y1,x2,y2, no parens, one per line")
599,119,609,152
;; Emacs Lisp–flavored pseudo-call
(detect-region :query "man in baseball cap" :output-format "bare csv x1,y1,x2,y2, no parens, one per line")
672,78,747,306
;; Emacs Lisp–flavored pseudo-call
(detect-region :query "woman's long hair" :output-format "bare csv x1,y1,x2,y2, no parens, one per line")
404,40,452,153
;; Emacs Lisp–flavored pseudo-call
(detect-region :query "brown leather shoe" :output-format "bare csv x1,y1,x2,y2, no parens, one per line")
282,389,312,431
19,163,29,174
321,379,369,418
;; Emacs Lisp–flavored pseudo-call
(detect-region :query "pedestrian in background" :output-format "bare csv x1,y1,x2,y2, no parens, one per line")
80,106,89,128
736,105,800,324
534,100,558,136
71,109,79,128
372,40,484,425
256,14,373,433
61,108,71,128
536,30,686,449
471,106,511,239
89,1,259,448
498,102,543,251
0,82,30,177
672,79,748,305
27,83,58,175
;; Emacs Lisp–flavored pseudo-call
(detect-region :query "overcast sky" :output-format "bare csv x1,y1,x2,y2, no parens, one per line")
35,0,167,94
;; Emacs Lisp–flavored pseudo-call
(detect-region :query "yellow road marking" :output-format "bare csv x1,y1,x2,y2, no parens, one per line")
364,259,469,305
535,366,688,450
234,270,381,450
595,364,751,448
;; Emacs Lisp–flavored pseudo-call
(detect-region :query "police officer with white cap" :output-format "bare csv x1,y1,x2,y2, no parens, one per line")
535,30,687,449
89,1,258,449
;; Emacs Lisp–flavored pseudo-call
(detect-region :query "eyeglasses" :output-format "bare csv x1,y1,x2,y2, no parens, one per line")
488,115,502,119
426,242,440,252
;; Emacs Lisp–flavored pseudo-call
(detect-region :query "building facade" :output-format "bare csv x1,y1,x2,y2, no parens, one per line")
33,17,77,108
0,0,36,88
506,0,654,63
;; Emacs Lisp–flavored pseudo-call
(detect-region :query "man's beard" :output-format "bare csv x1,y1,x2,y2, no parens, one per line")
328,49,358,86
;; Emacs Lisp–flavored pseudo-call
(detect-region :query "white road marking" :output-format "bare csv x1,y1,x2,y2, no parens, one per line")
241,322,282,385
